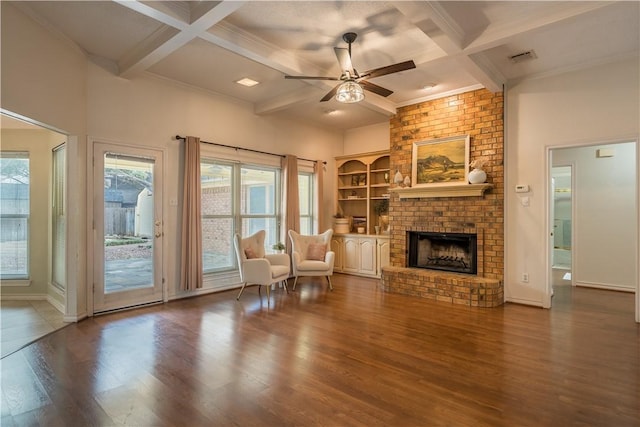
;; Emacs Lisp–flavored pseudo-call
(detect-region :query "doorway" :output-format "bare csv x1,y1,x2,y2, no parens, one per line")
0,112,68,353
92,142,164,313
551,165,573,296
548,141,637,311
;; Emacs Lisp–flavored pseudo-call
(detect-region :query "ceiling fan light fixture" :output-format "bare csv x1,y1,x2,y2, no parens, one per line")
335,80,365,103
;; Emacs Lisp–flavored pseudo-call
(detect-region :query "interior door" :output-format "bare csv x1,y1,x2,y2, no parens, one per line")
93,143,163,313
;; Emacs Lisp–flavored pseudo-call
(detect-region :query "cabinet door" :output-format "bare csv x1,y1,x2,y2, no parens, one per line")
331,237,343,272
343,237,359,272
377,239,390,277
359,238,376,275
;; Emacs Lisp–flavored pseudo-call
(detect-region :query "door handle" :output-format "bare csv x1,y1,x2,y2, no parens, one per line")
155,220,162,238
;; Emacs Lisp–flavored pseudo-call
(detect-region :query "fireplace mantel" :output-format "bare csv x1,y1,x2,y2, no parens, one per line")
390,183,492,199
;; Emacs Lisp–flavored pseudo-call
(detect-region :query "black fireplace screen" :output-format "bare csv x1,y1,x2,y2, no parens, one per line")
407,231,477,274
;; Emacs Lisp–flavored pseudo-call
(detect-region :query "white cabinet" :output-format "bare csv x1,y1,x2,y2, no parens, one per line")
377,237,390,276
359,238,376,276
343,236,360,273
334,234,379,277
331,236,344,272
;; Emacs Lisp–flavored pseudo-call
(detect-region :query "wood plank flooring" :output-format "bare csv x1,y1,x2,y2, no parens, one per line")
1,274,638,426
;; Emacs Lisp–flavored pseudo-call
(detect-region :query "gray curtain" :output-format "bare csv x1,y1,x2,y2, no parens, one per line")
180,136,203,290
282,155,300,252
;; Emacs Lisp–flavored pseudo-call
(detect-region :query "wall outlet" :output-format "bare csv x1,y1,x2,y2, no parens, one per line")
521,272,529,283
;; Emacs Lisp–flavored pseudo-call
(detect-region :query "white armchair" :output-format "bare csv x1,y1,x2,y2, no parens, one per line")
234,230,290,301
288,229,335,291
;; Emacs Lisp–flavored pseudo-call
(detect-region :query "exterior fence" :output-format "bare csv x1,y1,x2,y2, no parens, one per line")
105,207,136,236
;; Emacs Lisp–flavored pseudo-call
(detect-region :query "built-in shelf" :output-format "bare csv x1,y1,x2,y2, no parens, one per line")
336,150,390,235
390,183,493,199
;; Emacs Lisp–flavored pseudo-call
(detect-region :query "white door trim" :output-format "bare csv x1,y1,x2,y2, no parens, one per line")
87,137,166,315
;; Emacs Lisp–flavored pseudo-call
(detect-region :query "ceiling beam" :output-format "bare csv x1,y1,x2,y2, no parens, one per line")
463,1,613,54
357,94,398,116
393,1,505,92
255,86,323,115
116,1,245,77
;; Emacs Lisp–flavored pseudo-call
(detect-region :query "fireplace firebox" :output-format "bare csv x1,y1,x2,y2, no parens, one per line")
407,231,477,275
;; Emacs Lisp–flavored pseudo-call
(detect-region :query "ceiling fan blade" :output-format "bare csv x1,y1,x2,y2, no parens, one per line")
334,47,354,75
320,84,341,102
359,60,416,79
285,75,339,80
360,80,393,97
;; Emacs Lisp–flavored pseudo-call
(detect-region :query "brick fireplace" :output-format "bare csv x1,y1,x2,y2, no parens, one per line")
381,88,504,307
407,231,477,275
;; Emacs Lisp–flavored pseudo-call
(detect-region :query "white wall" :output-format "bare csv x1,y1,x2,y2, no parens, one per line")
1,3,87,320
86,63,344,300
343,122,390,155
553,142,636,291
506,58,639,306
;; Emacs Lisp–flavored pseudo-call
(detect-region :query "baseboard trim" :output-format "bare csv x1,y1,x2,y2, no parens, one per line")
575,281,635,293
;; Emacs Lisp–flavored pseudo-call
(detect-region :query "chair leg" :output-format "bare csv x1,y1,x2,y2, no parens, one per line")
236,282,247,300
326,276,333,291
266,284,270,300
292,276,299,290
282,279,289,294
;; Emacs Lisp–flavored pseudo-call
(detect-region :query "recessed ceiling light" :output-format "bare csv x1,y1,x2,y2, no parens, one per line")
422,83,437,90
324,109,339,115
235,77,259,87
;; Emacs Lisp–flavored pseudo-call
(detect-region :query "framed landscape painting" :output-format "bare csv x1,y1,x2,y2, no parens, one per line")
411,135,470,187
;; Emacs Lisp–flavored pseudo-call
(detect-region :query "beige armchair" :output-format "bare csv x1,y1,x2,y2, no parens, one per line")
288,229,335,291
234,230,290,301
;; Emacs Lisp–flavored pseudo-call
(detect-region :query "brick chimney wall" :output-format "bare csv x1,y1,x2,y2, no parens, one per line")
383,88,504,305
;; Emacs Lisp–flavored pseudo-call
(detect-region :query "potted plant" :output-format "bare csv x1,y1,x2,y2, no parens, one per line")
374,199,390,233
272,242,286,253
374,199,389,216
333,212,350,234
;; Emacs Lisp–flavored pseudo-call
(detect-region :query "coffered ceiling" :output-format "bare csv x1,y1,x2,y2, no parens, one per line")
10,1,639,130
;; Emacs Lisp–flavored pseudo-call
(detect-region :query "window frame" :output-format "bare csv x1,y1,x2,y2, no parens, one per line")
200,157,281,275
298,171,315,235
200,159,236,274
240,164,281,251
0,151,30,281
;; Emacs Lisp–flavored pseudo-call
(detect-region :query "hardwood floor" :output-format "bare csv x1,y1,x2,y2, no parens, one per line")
1,274,638,426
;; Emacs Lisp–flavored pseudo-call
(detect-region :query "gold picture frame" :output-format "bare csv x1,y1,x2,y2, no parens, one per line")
411,135,470,187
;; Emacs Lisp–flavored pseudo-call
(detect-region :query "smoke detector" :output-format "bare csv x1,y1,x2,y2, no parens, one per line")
508,50,537,64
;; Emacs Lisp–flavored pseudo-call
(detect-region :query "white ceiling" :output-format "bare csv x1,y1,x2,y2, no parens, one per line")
11,1,639,130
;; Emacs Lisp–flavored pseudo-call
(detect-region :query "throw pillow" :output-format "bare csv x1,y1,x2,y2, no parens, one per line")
306,243,327,261
244,247,258,259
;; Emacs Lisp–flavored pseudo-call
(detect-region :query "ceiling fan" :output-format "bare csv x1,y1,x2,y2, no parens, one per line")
285,32,416,103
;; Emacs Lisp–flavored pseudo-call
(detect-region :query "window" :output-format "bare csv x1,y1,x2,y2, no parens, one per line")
241,166,279,248
51,145,66,289
0,152,30,279
298,172,314,235
201,161,235,273
201,160,280,273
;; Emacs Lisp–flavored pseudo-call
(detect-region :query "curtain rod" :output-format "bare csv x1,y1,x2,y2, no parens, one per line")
175,135,326,165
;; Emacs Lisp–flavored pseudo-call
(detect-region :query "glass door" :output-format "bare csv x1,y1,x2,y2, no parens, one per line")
93,143,163,313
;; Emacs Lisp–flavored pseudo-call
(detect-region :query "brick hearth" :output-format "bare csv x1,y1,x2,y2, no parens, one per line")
382,88,504,307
